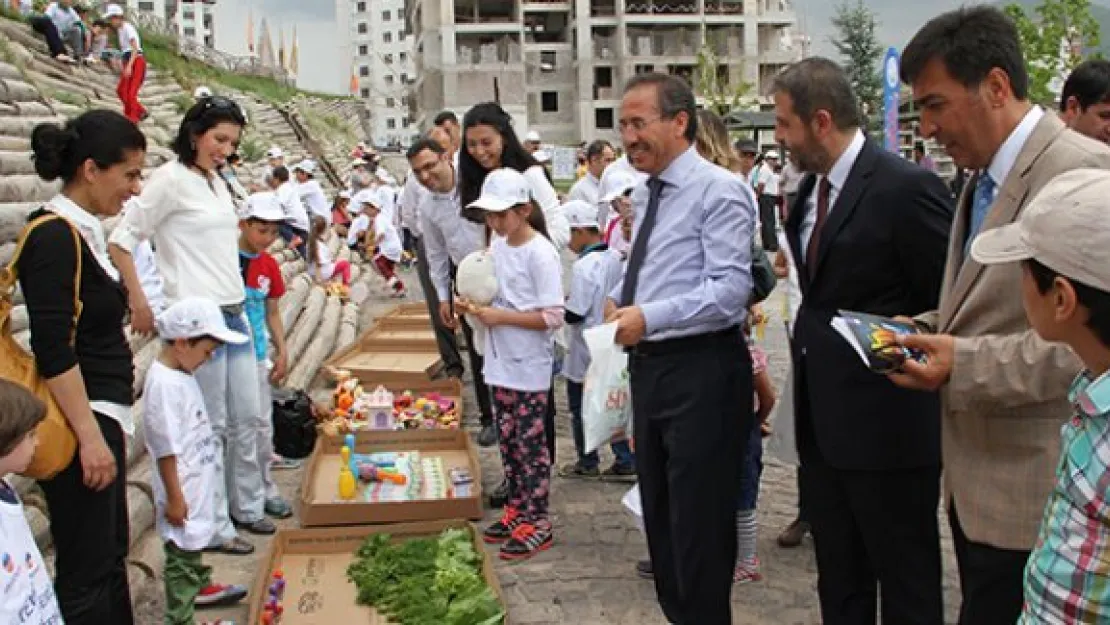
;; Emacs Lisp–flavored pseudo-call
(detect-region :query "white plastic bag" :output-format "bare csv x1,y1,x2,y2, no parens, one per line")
581,322,631,454
622,483,644,533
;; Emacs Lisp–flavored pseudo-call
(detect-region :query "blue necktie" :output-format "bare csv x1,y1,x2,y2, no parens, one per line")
964,172,996,257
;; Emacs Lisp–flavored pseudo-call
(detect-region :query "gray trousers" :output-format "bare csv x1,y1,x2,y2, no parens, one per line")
62,26,85,57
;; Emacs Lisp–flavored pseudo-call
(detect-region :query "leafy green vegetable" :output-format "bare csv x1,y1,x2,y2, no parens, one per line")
346,528,506,625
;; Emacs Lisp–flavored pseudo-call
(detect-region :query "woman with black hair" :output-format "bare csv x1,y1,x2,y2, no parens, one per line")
109,96,273,557
458,102,570,250
19,109,145,624
458,102,565,487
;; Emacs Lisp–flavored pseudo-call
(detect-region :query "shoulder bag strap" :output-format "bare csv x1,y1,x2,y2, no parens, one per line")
2,213,84,345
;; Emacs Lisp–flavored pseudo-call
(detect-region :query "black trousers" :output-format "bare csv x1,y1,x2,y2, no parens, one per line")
278,223,308,258
949,501,1029,625
630,330,750,625
757,193,780,252
413,237,464,374
458,316,493,427
39,412,134,625
29,16,66,57
797,393,943,625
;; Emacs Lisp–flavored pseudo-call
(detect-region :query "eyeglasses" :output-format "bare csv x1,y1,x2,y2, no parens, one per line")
618,116,665,133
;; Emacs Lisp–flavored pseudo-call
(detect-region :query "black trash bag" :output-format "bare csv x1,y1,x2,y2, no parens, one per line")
271,388,318,459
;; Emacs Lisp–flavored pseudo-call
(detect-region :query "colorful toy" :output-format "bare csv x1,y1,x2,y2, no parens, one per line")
357,462,408,485
338,446,357,500
260,570,286,624
367,386,395,430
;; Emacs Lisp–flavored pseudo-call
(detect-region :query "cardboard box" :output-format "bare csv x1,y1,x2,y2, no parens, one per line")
247,520,507,625
328,343,441,386
299,429,483,528
357,325,439,351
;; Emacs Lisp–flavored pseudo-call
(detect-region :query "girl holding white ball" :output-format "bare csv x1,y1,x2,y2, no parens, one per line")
456,168,564,561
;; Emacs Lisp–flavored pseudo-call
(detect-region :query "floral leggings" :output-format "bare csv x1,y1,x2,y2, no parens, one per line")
492,385,552,525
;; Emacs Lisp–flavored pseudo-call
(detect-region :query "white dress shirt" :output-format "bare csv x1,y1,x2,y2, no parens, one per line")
800,129,866,254
276,181,311,231
297,179,331,225
418,185,485,301
567,172,601,206
987,106,1045,197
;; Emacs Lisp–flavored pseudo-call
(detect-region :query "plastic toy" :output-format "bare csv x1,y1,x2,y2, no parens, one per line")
367,386,395,430
357,462,408,485
261,570,285,624
338,446,357,500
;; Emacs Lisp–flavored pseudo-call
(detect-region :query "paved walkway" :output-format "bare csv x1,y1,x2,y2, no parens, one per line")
135,287,966,624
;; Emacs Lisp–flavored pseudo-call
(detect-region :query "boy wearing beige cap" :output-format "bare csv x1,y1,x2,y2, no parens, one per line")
969,168,1110,623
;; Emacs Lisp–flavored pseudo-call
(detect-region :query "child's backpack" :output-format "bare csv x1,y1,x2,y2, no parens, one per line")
271,388,318,459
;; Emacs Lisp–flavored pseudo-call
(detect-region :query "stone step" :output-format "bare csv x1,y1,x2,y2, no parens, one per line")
0,150,35,176
0,201,41,244
0,135,30,151
0,100,54,118
0,77,44,104
0,174,60,205
0,115,65,138
0,62,21,82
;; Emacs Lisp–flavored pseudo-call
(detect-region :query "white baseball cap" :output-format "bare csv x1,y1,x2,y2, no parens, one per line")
533,149,551,164
243,192,285,222
765,150,780,160
971,168,1110,292
266,146,284,160
563,200,599,229
467,168,532,213
291,159,316,174
601,169,639,203
352,188,380,209
525,130,541,143
103,3,124,18
193,86,213,99
349,158,367,168
156,297,248,345
338,190,351,200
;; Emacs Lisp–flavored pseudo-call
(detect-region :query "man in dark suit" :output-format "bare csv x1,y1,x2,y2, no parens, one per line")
773,57,954,624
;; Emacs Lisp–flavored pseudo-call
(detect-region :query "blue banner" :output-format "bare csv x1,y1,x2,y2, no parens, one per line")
882,47,901,154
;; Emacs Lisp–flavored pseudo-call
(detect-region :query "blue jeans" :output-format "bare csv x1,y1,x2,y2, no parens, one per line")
194,310,265,542
566,379,635,470
738,416,764,510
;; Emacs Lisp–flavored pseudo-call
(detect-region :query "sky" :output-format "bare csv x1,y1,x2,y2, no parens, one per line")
796,0,969,58
213,0,343,94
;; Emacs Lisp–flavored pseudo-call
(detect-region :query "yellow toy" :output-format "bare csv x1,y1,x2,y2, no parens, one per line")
338,446,357,500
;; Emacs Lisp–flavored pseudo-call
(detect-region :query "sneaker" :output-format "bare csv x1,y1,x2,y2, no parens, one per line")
599,463,636,482
233,516,277,535
635,559,653,579
558,461,599,479
483,507,523,544
733,557,763,584
499,522,553,560
195,583,248,607
264,496,294,519
477,424,498,447
487,479,509,509
270,456,303,470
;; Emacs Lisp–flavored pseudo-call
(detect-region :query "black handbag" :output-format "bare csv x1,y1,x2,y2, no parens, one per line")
750,240,778,304
271,389,318,459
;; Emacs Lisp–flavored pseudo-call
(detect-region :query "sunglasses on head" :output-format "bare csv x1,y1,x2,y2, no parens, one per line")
197,96,247,125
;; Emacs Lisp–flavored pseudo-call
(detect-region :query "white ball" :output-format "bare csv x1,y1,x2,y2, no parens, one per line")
455,250,497,305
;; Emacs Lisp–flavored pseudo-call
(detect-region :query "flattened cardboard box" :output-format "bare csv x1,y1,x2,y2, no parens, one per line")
358,325,439,351
299,428,483,528
248,520,508,625
326,341,442,386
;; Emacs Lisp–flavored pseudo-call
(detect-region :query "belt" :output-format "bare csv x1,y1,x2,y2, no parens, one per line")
220,303,244,316
629,326,742,358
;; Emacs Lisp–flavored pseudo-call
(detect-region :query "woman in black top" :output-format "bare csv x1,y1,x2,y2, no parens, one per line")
19,110,146,625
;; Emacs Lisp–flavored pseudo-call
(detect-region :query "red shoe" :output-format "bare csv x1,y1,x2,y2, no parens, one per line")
483,507,523,543
499,522,553,561
195,583,248,608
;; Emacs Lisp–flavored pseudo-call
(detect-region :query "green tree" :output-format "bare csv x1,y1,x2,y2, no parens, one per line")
1005,0,1101,105
830,0,883,128
694,43,752,116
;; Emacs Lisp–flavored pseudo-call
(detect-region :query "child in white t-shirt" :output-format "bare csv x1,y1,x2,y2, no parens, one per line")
0,381,63,625
307,215,351,285
144,297,251,624
558,201,635,480
457,168,564,561
346,190,375,253
364,197,406,297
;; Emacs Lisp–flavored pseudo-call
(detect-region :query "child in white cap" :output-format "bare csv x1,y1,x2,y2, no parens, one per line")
956,169,1110,623
457,168,565,560
559,199,635,480
143,297,250,624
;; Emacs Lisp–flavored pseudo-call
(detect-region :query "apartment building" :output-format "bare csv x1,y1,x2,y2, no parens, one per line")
405,0,800,144
345,0,417,147
123,0,216,47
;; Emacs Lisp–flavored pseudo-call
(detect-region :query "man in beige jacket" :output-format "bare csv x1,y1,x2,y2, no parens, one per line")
892,7,1110,624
